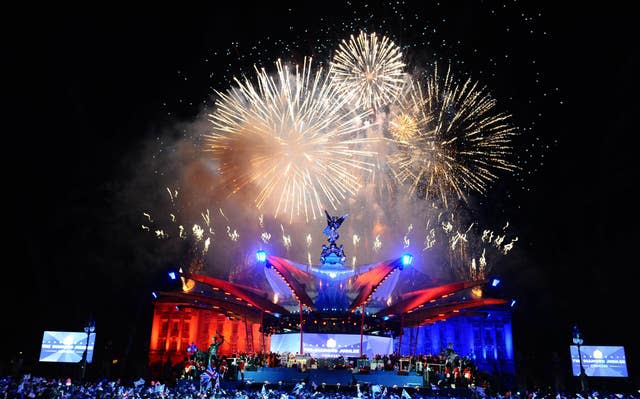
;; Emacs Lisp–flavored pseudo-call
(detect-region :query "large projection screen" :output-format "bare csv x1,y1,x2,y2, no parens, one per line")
39,331,96,363
270,333,392,358
569,345,628,377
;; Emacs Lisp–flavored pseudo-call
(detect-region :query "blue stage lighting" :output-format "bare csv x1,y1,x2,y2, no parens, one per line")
168,271,177,280
510,299,517,307
151,292,158,299
256,250,267,263
491,278,501,287
401,253,413,267
383,316,390,321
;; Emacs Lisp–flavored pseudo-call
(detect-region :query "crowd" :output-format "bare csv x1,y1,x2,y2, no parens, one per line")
1,374,638,399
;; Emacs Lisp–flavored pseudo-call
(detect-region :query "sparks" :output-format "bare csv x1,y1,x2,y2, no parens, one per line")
206,57,375,222
373,234,382,252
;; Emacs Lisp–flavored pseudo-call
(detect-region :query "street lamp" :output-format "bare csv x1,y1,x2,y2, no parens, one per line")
80,318,96,383
572,325,588,392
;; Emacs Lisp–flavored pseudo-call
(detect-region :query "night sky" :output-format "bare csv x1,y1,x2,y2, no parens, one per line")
4,1,638,386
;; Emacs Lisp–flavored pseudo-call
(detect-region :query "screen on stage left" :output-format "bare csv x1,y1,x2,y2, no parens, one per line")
569,345,627,377
39,331,96,363
270,333,393,358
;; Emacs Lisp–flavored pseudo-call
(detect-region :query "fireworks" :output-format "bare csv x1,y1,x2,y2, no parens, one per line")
422,211,518,281
143,29,525,284
331,31,406,111
387,65,517,207
206,58,375,223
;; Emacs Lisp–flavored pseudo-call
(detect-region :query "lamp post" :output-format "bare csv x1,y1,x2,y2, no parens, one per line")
80,319,96,383
572,325,588,392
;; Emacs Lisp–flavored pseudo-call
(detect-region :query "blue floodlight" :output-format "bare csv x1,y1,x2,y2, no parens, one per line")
383,316,390,321
256,250,267,263
401,253,413,267
491,278,501,287
168,271,177,280
510,299,517,307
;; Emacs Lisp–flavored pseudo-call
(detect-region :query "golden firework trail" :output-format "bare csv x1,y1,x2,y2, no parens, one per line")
387,65,516,207
331,31,406,110
166,187,178,204
206,58,376,222
201,209,214,235
373,234,382,252
192,224,204,241
403,224,413,249
423,227,436,250
260,232,271,244
502,237,518,254
218,208,229,221
280,224,292,250
226,226,239,242
352,234,360,247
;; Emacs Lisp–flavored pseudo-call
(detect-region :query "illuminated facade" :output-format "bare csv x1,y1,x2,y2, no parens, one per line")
149,302,270,368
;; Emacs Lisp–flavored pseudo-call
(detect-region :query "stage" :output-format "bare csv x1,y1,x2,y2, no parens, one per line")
150,214,515,385
244,368,423,387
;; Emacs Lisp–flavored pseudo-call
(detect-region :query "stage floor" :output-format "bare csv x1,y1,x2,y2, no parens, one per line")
244,368,423,387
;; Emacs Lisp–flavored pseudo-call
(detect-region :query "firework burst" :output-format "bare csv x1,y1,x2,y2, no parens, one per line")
206,58,375,222
331,31,406,111
387,65,517,207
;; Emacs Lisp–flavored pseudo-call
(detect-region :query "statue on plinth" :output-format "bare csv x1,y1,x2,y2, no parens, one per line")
321,210,348,264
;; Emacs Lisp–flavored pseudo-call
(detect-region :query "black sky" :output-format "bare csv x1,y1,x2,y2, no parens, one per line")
4,1,638,385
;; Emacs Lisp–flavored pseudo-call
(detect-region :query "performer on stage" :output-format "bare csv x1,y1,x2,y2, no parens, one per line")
208,333,224,366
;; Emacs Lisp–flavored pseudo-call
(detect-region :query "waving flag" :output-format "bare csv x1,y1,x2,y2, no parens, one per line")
200,365,218,388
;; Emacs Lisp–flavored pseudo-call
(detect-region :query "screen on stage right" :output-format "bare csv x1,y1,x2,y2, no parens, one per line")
569,345,627,377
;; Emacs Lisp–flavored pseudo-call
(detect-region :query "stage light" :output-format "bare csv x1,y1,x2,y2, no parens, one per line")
491,278,501,287
510,299,517,307
256,250,267,263
401,253,413,267
151,292,158,299
168,271,177,280
383,316,390,321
